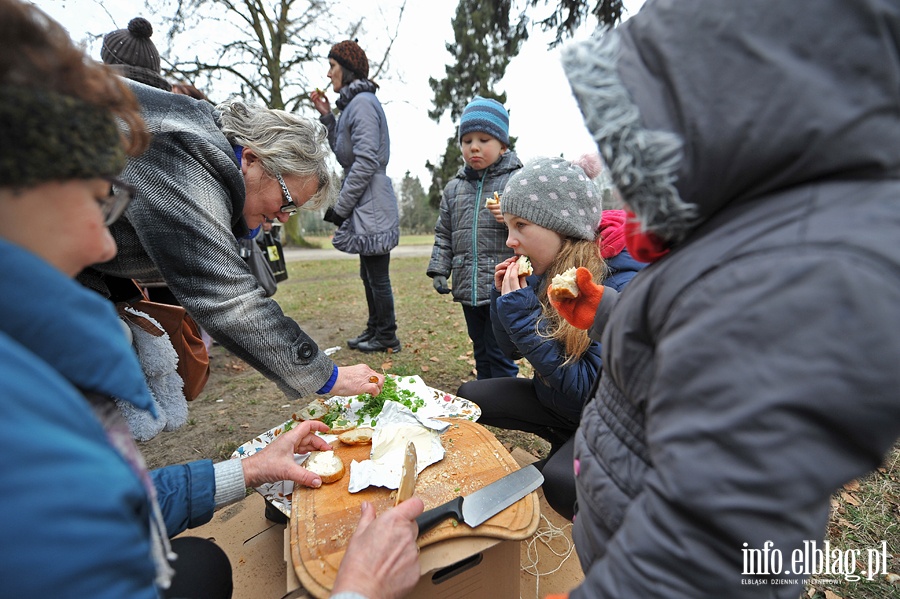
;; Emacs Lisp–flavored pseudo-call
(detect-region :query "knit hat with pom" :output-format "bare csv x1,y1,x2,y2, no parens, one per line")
101,18,171,91
328,40,369,80
501,156,602,241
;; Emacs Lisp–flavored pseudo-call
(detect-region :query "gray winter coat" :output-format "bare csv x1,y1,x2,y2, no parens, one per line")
427,151,522,306
320,80,399,256
80,81,334,398
562,1,900,597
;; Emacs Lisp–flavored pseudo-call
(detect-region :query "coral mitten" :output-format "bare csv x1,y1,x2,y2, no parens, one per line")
549,267,604,329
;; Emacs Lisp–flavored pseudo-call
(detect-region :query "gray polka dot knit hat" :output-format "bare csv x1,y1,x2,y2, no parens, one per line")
501,156,602,240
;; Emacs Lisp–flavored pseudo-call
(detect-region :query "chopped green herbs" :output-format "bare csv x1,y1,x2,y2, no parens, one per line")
354,376,426,425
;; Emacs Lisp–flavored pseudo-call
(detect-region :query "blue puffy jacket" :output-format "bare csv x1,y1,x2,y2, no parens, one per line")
0,240,216,598
490,275,603,425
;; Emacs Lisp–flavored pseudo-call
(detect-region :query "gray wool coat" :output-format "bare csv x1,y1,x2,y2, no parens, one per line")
320,81,399,256
427,151,522,307
80,81,334,398
562,1,900,597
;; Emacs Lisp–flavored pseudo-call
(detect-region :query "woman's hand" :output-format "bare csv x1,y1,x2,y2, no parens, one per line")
332,364,383,397
240,420,332,488
310,89,331,116
332,498,425,599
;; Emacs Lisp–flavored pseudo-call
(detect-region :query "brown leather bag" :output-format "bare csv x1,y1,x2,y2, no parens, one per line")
118,295,210,402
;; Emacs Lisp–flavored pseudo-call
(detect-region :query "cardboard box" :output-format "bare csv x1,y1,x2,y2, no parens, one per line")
410,536,520,599
180,494,520,599
175,494,290,599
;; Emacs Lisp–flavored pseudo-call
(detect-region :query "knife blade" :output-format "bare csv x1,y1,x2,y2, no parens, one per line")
415,465,543,536
395,441,417,506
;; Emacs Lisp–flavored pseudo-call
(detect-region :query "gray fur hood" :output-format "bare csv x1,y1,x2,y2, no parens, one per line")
563,0,900,247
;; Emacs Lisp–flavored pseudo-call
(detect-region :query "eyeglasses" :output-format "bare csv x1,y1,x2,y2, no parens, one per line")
274,172,298,215
99,176,136,226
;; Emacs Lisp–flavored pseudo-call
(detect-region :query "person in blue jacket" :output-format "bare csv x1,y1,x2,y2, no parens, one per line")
311,40,402,354
456,156,644,520
0,3,423,597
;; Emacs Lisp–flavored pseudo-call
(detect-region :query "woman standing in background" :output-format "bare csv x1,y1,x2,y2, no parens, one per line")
311,40,402,354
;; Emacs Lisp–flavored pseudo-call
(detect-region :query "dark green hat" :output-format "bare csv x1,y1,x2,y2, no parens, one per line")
0,86,126,188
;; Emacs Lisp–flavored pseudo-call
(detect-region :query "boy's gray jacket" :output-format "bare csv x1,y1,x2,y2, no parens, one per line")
320,84,399,256
562,1,900,597
80,82,334,398
427,151,522,306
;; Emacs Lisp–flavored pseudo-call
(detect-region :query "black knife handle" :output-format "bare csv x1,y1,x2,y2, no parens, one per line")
415,497,464,536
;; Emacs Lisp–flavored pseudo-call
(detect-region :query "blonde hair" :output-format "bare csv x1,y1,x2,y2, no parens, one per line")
216,100,337,210
536,237,607,364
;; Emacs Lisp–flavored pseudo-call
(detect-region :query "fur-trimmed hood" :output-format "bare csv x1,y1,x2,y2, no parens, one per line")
563,0,900,248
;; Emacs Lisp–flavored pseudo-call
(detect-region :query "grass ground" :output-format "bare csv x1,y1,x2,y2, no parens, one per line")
139,250,900,599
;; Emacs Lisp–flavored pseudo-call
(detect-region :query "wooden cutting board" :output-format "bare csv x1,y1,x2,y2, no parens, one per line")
289,419,540,598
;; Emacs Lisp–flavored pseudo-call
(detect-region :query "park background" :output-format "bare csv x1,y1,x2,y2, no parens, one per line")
34,2,900,597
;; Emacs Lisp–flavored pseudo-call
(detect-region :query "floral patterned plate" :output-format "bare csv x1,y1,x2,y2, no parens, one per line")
230,375,480,516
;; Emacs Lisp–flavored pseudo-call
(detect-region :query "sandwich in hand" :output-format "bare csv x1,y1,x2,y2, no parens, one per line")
305,450,345,484
547,266,605,330
516,255,533,276
548,267,579,301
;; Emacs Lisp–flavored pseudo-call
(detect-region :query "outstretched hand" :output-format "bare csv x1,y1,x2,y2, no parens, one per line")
548,267,604,330
240,420,332,488
333,364,384,397
332,498,425,599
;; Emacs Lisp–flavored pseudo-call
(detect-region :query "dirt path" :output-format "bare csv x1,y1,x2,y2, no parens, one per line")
283,245,432,262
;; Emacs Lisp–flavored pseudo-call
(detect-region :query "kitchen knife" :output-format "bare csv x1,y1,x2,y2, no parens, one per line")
395,441,417,506
415,465,543,536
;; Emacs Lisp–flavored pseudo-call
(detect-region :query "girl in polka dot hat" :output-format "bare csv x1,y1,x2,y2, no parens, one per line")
455,154,644,520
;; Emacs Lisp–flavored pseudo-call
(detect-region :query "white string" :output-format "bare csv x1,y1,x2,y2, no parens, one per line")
522,514,576,598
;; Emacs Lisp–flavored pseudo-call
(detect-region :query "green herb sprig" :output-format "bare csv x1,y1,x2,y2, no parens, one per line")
354,376,425,424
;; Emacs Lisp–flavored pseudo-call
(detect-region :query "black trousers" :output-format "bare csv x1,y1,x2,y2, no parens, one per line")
456,377,579,521
163,536,233,599
461,304,519,379
359,253,398,341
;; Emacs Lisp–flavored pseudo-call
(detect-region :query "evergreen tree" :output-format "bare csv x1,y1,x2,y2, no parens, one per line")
398,171,436,234
528,0,625,47
425,0,528,209
427,0,624,209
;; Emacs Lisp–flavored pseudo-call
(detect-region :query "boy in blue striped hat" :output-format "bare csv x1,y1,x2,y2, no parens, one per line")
427,95,523,379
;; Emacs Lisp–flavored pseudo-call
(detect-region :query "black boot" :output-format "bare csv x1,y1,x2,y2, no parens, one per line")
347,330,375,350
356,337,402,353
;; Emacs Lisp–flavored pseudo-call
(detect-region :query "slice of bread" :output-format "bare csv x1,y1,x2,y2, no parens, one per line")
516,255,533,276
305,450,345,484
485,191,500,206
549,267,580,301
328,418,356,435
297,399,329,421
339,427,374,445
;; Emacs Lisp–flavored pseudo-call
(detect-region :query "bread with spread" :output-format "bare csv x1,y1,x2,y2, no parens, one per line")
516,255,533,276
305,450,345,484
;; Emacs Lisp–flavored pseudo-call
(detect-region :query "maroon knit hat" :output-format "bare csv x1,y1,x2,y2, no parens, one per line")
328,40,369,80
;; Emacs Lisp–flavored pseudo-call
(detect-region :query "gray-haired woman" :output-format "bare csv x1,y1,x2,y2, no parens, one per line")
78,85,386,404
